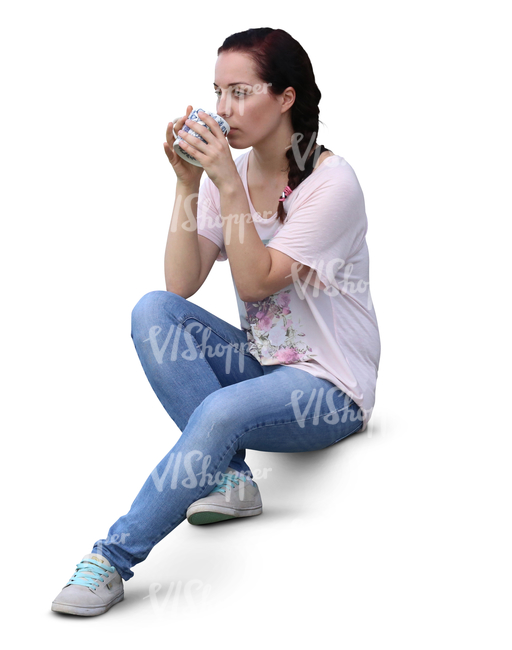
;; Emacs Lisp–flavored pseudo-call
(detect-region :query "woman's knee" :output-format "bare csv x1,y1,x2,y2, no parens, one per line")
131,290,184,340
191,389,246,445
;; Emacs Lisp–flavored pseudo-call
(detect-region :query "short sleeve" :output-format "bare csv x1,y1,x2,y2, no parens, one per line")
196,176,228,262
266,159,367,291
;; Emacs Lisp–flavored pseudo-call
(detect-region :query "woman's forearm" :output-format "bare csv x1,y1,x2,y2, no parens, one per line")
164,181,202,297
219,178,272,302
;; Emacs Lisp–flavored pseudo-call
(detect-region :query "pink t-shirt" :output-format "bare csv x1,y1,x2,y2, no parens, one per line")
196,150,381,433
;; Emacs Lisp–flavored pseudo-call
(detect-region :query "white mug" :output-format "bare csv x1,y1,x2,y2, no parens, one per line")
173,108,230,167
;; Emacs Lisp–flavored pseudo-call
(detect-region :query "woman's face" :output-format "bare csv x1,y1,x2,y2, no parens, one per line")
213,51,290,149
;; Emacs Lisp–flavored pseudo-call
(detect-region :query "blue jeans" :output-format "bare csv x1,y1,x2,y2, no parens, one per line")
92,290,363,580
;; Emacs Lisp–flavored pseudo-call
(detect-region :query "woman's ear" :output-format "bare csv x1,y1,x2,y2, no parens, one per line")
281,86,296,113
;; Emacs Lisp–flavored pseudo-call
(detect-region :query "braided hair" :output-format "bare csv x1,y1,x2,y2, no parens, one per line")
217,28,325,224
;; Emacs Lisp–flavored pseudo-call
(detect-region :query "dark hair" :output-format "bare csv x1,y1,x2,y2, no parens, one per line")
217,27,325,224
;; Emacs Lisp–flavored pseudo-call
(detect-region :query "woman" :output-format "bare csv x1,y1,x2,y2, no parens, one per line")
51,27,381,617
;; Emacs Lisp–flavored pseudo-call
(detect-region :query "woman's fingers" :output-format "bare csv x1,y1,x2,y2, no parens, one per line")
163,141,175,163
176,106,191,132
166,105,193,147
166,117,184,145
171,115,186,138
177,106,194,133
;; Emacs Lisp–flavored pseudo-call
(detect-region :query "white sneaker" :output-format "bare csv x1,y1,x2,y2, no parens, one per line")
186,467,263,525
51,553,124,616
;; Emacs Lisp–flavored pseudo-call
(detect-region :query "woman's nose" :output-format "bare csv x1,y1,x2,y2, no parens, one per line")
216,92,232,118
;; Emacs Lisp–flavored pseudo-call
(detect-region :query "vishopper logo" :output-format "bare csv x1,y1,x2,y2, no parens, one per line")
150,449,273,492
170,192,256,234
286,385,371,430
290,131,322,172
172,196,259,248
287,134,348,171
143,320,252,374
286,258,374,309
143,579,213,615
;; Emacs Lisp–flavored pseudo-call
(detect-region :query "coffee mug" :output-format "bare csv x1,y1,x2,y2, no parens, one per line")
173,108,230,167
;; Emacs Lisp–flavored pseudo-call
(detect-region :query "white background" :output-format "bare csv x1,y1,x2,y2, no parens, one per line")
2,0,511,647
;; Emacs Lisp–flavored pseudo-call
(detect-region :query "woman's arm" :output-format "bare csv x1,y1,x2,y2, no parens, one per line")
219,178,318,302
164,180,202,296
218,178,273,302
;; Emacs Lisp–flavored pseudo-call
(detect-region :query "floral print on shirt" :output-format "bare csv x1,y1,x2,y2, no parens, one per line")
244,290,316,365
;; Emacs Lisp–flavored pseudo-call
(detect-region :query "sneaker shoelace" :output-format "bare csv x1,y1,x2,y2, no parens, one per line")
67,558,115,591
211,472,247,494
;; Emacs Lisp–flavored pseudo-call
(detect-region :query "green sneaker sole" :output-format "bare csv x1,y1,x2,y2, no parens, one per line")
188,511,237,525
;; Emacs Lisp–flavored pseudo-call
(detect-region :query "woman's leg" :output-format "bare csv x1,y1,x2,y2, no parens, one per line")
91,357,363,581
128,290,264,475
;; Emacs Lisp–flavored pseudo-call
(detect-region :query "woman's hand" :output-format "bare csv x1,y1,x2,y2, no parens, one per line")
174,110,240,192
163,105,204,187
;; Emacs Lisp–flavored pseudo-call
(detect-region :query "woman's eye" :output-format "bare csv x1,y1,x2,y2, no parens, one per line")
214,89,247,98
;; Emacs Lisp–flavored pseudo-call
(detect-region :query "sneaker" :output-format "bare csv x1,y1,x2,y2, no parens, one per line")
186,467,263,525
51,553,124,616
